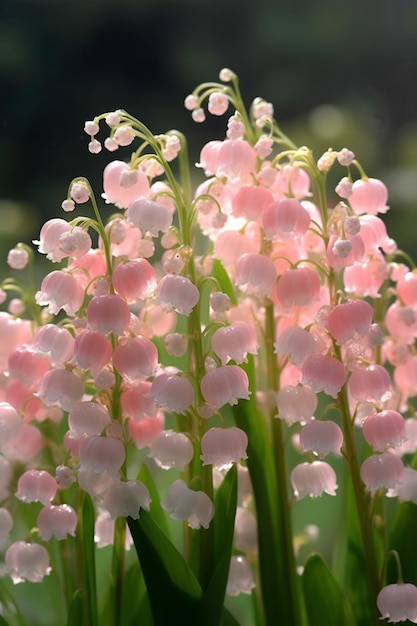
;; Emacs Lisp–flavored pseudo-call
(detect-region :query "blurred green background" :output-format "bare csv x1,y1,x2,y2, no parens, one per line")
1,0,417,278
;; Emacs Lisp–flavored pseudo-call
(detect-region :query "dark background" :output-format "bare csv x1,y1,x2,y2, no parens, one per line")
1,0,417,276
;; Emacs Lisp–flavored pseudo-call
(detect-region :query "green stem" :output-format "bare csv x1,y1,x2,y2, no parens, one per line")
109,517,127,626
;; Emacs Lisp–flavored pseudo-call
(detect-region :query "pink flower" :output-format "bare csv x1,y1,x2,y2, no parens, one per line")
6,541,51,584
397,271,417,306
38,369,84,412
274,326,322,365
87,294,131,336
327,300,373,344
73,330,112,373
35,271,85,316
31,324,74,365
151,373,194,415
299,420,343,457
231,184,274,221
102,160,150,209
348,365,392,404
291,461,338,499
149,430,194,471
155,274,199,317
276,385,318,424
112,337,158,382
122,381,158,420
262,198,310,240
37,504,77,540
161,479,214,529
128,413,165,449
102,480,151,520
200,427,248,468
0,402,23,451
16,469,58,506
0,508,13,542
227,556,255,596
33,218,71,262
126,197,173,237
68,401,111,437
377,583,417,623
362,410,406,451
199,139,256,180
201,365,250,411
112,259,157,302
234,507,258,554
235,253,277,296
7,346,50,389
301,355,346,399
348,178,389,215
214,230,260,266
360,452,404,492
212,321,258,364
79,435,125,475
274,267,320,309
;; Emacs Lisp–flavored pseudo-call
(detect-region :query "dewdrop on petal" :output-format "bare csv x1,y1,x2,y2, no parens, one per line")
161,479,214,529
149,430,194,471
102,480,151,520
37,504,77,541
16,470,58,506
291,461,338,499
377,583,417,623
227,556,255,596
6,541,51,584
200,427,248,468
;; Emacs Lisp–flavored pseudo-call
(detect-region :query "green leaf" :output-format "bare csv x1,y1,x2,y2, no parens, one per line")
138,462,170,535
66,590,83,626
201,464,237,626
128,511,203,626
212,258,237,305
302,554,357,626
80,493,99,626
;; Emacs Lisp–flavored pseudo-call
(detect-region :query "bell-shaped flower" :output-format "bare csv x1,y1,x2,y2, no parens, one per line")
397,271,417,307
231,184,274,221
38,368,84,412
301,355,346,399
126,196,173,237
348,178,389,215
212,321,258,365
73,330,112,373
200,427,248,468
151,373,194,415
274,326,322,365
362,410,406,452
235,253,277,296
274,267,321,310
112,337,158,383
79,435,125,475
102,160,150,209
327,300,373,344
0,402,23,451
77,468,115,498
377,583,417,623
112,258,157,302
128,412,165,450
102,480,151,520
299,420,343,457
201,365,250,411
226,556,255,596
122,381,158,420
291,461,338,499
0,508,13,542
234,506,258,554
35,270,84,316
87,294,131,336
262,198,310,240
31,324,74,365
16,470,58,506
388,467,417,504
37,504,77,540
276,385,318,424
58,227,92,259
214,230,260,267
349,364,392,404
360,452,404,492
161,479,214,529
385,302,417,344
7,345,51,389
94,510,133,549
33,218,71,262
68,401,111,437
154,274,199,317
2,422,43,463
5,541,51,584
149,429,194,471
0,312,33,372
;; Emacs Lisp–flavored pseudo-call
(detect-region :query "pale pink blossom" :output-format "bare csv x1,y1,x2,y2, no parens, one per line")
326,233,365,272
33,218,71,262
235,253,277,296
234,507,258,553
112,337,158,383
128,413,165,449
291,461,338,499
377,583,417,623
151,373,194,414
16,469,57,506
6,541,51,584
77,468,115,498
362,410,406,451
161,479,214,529
114,125,135,146
231,184,274,221
55,465,76,489
212,321,258,365
274,267,320,309
226,556,255,596
7,247,29,270
386,302,417,344
388,467,417,503
58,227,92,259
38,369,84,411
155,274,199,317
87,294,131,336
274,326,322,365
73,330,112,373
94,511,133,549
35,271,85,316
397,271,417,306
102,160,150,209
349,365,392,404
349,178,389,215
199,139,257,180
0,312,33,371
0,402,23,450
327,300,373,344
68,401,111,437
149,430,194,471
31,324,74,365
79,435,125,476
113,259,157,302
2,422,43,462
102,480,151,520
122,381,158,420
70,181,90,204
201,365,250,410
7,346,50,389
210,291,231,313
273,165,311,198
208,92,229,116
0,508,13,541
127,197,173,237
359,214,396,254
301,355,346,399
299,420,343,456
200,426,248,468
360,452,404,492
263,198,311,240
164,333,187,357
344,257,389,298
37,504,77,540
276,385,318,424
214,231,260,267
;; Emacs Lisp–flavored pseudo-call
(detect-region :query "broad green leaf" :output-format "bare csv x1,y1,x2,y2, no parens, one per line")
201,464,237,626
120,561,153,626
128,511,203,626
138,462,169,535
302,554,357,626
212,258,237,305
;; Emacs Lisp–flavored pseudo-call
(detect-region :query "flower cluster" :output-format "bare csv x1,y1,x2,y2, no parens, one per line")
1,69,417,626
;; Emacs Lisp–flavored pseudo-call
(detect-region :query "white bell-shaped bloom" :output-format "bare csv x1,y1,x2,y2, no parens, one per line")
161,479,214,529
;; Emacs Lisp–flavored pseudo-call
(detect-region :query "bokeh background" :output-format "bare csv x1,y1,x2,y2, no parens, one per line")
1,0,417,273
